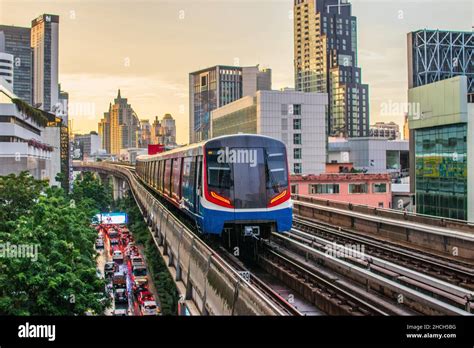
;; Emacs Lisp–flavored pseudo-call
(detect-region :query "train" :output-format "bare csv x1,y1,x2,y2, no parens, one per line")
135,134,292,241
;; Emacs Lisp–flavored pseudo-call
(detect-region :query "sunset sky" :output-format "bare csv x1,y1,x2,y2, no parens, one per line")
1,0,472,144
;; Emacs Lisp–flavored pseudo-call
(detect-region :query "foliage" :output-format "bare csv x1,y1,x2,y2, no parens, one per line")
11,98,53,128
114,196,179,315
71,172,112,212
0,172,109,315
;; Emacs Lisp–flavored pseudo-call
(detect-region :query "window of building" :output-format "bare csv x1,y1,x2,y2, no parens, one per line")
378,202,384,208
309,184,340,194
294,163,302,174
373,183,387,193
294,133,302,145
294,148,302,159
281,104,288,116
349,183,368,194
291,184,299,194
293,118,302,130
293,104,302,115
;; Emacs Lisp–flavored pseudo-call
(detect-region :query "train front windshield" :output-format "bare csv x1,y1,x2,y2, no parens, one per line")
206,146,288,209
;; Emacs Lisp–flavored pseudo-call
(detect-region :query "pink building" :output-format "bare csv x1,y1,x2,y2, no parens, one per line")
290,173,392,209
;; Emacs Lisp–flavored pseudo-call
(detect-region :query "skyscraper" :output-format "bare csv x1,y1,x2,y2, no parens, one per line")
31,14,59,112
0,25,33,103
189,65,271,143
407,29,474,221
294,0,369,138
99,90,140,155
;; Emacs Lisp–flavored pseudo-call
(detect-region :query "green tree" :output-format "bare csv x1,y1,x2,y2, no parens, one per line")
71,172,112,212
0,173,110,315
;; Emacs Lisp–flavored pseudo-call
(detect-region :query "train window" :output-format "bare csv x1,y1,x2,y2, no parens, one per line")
157,160,162,192
153,161,158,188
171,158,182,200
164,159,171,195
206,149,232,190
266,150,289,194
206,149,233,205
182,157,196,210
232,148,267,208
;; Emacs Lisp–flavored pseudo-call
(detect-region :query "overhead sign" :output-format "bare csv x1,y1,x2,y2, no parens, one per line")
94,213,128,225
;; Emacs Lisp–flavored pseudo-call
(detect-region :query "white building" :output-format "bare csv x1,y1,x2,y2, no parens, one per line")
0,52,14,92
211,90,328,175
328,137,409,175
0,84,56,182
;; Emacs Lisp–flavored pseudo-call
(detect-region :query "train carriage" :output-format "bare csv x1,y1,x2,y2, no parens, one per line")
136,134,292,238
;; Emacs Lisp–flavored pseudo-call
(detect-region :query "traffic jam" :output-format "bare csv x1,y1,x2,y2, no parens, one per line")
95,224,161,316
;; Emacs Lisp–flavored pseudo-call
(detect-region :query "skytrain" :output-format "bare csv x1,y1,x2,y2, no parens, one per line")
135,134,292,239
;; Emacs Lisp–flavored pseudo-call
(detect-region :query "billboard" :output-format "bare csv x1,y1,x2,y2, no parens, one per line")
93,212,128,225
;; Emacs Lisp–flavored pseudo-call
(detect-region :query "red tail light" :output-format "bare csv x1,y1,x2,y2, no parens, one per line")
209,191,234,208
268,189,290,208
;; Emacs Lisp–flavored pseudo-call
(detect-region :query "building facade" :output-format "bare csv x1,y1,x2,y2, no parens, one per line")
211,89,328,175
328,137,409,175
408,75,473,221
291,173,392,209
0,85,55,181
407,30,474,94
0,52,14,91
189,65,271,143
369,121,400,140
294,0,369,138
31,14,59,112
73,132,101,159
0,25,32,104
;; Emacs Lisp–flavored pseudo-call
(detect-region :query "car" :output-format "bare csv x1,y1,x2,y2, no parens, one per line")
110,238,120,246
112,250,124,263
108,230,119,239
114,288,128,304
130,256,144,268
133,282,149,297
137,290,154,306
112,271,126,289
104,262,117,277
132,264,147,279
141,301,159,316
113,308,128,316
95,238,104,249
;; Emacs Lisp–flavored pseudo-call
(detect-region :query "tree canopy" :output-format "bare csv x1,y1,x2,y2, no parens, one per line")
0,172,110,315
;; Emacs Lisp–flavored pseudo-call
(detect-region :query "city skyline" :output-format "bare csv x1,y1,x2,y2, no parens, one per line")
1,0,472,144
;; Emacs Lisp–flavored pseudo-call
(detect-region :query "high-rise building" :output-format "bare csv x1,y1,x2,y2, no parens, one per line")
138,119,152,148
407,29,474,94
31,14,59,112
189,65,271,143
150,114,177,147
98,112,111,153
211,90,328,175
0,25,32,104
294,0,369,138
99,90,139,155
407,29,474,221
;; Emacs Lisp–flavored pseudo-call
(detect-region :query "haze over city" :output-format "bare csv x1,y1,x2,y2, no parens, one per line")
1,0,471,143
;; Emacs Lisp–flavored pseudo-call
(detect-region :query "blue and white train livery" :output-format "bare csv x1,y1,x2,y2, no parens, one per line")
135,134,292,238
